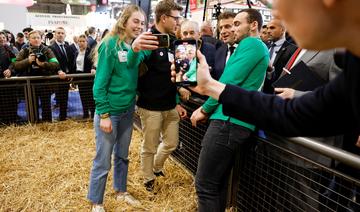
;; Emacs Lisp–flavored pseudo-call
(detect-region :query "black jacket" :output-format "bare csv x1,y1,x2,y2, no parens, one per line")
137,27,178,111
263,40,298,93
0,45,16,78
201,35,223,50
219,52,360,139
74,47,94,73
213,43,228,80
50,42,76,73
199,40,216,73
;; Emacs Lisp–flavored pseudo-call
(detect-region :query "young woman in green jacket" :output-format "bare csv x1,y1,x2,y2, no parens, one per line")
87,5,146,212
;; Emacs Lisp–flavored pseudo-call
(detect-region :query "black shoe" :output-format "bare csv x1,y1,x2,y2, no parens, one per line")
154,171,165,177
144,179,155,192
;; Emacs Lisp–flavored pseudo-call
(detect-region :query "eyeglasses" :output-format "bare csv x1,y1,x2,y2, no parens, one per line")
166,14,182,22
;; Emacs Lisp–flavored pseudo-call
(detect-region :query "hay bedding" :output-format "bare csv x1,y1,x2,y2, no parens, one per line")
0,120,197,211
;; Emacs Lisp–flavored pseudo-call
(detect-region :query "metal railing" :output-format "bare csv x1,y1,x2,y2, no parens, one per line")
0,74,94,124
168,96,360,211
2,76,359,211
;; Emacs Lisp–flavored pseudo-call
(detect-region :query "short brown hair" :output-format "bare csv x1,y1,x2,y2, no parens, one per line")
239,8,263,32
155,0,182,23
28,30,41,38
217,11,236,22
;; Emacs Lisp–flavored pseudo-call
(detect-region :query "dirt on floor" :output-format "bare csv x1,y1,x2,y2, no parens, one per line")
0,120,197,211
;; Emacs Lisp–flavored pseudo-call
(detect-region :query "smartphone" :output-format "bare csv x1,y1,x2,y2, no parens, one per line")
153,34,170,48
173,39,198,86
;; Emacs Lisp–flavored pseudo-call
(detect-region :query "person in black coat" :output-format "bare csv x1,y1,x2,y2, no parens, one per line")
50,27,76,121
0,31,18,124
87,26,97,50
263,19,297,94
213,11,237,80
74,35,96,119
200,20,224,50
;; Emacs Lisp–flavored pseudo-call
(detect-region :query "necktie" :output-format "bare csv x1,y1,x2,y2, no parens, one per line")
229,46,235,56
268,42,276,59
60,44,67,60
285,47,302,70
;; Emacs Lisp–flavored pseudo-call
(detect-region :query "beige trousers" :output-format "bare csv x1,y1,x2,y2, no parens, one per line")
138,107,180,183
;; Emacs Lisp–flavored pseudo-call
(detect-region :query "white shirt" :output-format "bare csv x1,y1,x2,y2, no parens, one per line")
76,50,86,72
291,49,307,69
269,37,286,65
226,43,238,63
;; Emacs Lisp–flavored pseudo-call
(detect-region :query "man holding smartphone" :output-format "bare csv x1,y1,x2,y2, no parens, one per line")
190,9,269,211
127,0,187,192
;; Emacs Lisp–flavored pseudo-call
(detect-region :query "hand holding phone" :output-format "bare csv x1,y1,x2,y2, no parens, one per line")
153,34,170,48
131,31,159,52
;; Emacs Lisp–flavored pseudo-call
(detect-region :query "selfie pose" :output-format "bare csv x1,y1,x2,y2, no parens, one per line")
127,0,187,192
87,5,145,212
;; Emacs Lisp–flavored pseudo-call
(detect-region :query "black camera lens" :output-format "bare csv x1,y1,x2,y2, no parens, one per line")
36,53,47,62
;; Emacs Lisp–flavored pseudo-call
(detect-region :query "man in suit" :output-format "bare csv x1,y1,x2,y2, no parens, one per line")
190,9,269,212
50,26,76,121
200,20,223,50
212,11,237,80
269,49,343,211
87,26,97,50
260,24,270,46
263,18,297,94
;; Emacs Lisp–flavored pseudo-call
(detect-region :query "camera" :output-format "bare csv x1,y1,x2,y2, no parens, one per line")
34,52,47,63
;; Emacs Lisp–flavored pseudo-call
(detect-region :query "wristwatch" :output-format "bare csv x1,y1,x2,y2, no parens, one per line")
100,113,110,119
200,108,208,116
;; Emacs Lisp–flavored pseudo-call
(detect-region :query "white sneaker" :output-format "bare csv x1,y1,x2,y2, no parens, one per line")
92,205,105,212
117,192,141,206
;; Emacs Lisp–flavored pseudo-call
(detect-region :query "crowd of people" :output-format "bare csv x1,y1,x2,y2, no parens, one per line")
0,25,101,123
1,0,360,211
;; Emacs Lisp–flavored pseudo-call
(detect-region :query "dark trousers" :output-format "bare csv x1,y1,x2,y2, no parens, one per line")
55,83,69,121
35,86,52,122
195,120,252,212
0,86,18,124
78,82,95,118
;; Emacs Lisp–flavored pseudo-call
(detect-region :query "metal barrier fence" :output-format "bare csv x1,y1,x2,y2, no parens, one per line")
168,97,360,212
2,76,360,211
0,74,95,125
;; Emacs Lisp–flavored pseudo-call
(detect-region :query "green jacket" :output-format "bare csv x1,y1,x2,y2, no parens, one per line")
202,37,269,131
93,35,138,115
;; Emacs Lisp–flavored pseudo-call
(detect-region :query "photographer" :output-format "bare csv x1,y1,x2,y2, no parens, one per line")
14,30,59,122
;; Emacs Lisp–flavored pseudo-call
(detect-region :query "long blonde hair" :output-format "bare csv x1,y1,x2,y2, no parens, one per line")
107,4,146,43
92,5,146,64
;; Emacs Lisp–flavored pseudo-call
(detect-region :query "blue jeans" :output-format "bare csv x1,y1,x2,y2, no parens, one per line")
195,120,252,212
87,107,134,204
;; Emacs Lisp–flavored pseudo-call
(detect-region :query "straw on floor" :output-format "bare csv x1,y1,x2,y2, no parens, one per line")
0,120,197,211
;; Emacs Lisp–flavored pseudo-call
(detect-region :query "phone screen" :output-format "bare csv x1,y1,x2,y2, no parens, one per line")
174,40,197,86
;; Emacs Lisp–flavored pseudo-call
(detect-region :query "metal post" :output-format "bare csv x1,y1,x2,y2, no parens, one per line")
25,79,35,123
184,0,190,18
247,0,252,8
202,0,207,21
